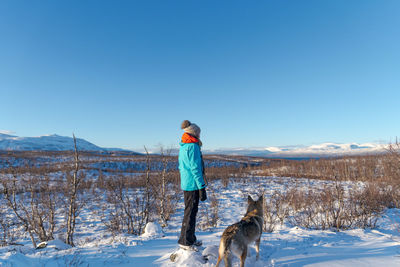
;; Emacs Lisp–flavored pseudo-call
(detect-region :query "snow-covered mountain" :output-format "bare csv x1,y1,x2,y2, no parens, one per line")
0,134,124,152
205,142,388,158
0,133,389,157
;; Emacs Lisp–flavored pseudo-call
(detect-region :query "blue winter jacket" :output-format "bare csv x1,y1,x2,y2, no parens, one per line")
178,142,206,191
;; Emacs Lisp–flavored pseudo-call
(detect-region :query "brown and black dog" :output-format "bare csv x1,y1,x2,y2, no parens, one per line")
215,195,264,267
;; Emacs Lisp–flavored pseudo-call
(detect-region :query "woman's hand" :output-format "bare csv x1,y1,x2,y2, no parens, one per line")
200,188,207,201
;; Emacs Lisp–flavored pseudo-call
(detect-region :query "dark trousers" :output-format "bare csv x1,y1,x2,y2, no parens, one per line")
178,190,200,246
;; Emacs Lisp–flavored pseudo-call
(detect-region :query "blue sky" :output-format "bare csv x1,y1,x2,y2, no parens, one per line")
1,0,399,151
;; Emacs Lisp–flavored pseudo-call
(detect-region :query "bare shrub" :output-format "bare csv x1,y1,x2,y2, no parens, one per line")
153,146,179,227
221,176,230,188
102,175,149,235
0,201,17,246
289,182,389,230
384,140,400,207
289,189,323,229
348,182,390,228
258,153,397,182
143,146,151,225
159,146,169,226
324,179,347,229
261,177,393,231
198,186,219,230
64,135,85,247
262,195,278,233
273,191,291,225
385,140,400,181
205,165,249,184
1,171,58,247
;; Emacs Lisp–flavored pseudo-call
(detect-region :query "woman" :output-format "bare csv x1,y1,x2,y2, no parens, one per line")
178,120,207,251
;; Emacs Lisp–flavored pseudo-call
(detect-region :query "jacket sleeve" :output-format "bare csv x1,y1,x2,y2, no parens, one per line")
189,144,206,189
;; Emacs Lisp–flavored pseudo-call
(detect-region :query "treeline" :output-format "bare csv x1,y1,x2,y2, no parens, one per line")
259,146,400,183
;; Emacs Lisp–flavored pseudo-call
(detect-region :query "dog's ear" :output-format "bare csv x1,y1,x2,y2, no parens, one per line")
258,195,263,202
248,195,254,203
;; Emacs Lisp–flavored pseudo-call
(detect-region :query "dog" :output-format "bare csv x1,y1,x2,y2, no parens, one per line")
215,195,264,267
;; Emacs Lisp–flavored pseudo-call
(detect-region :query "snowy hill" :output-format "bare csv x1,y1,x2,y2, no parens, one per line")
0,133,389,157
0,134,125,152
206,142,388,158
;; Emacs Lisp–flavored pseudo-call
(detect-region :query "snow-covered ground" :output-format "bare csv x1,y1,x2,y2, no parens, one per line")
1,177,400,267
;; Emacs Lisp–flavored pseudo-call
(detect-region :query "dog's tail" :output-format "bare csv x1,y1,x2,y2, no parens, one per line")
215,238,225,267
215,236,232,267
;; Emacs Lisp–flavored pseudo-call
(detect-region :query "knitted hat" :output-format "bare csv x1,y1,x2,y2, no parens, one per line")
181,120,201,138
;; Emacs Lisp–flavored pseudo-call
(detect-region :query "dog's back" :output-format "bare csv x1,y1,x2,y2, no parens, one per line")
216,195,263,267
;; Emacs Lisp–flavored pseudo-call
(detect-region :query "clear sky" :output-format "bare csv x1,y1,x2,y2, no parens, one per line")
1,0,399,151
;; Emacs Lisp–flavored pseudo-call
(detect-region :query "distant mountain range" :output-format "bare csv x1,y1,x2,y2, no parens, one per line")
0,133,389,157
205,142,388,158
0,133,130,152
